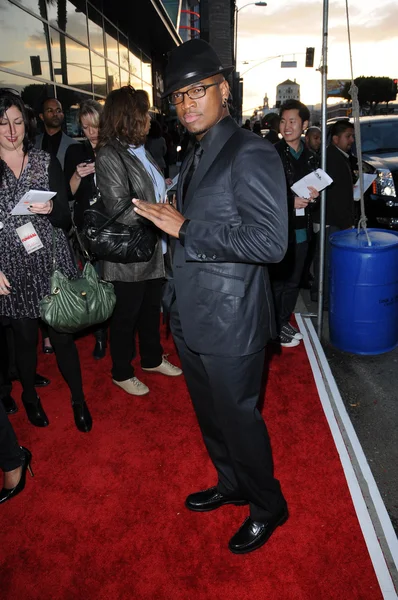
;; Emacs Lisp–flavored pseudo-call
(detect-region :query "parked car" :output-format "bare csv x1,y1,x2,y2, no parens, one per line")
327,116,398,228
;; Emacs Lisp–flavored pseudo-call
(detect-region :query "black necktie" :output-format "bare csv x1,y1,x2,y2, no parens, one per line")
183,142,203,203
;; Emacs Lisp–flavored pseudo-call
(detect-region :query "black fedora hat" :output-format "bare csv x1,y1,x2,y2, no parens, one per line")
161,39,234,99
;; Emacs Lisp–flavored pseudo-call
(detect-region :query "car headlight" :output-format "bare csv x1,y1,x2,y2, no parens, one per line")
372,168,396,197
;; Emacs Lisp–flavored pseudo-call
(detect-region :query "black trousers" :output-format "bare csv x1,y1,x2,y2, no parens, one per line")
110,279,163,381
170,306,285,523
0,317,84,405
0,400,23,473
271,240,308,331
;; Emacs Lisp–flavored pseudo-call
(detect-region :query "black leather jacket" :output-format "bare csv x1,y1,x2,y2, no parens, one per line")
95,138,164,283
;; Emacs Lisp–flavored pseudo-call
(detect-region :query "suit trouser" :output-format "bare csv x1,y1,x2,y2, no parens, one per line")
170,306,285,523
0,398,23,473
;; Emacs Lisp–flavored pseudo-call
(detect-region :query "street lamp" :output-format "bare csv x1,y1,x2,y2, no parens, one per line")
234,2,267,70
234,2,267,124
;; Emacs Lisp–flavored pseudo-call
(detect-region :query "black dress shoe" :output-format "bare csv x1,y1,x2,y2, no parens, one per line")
72,400,93,433
34,373,50,387
185,486,248,512
228,505,289,554
1,395,18,414
92,339,106,360
23,397,49,428
42,341,54,354
0,446,34,505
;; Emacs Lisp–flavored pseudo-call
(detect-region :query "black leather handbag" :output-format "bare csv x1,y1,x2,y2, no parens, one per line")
82,151,158,264
82,200,157,264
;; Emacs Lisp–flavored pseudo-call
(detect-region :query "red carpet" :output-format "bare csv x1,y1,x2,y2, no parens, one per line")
1,327,383,600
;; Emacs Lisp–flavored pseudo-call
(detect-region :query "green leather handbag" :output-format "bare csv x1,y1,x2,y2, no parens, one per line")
39,228,116,334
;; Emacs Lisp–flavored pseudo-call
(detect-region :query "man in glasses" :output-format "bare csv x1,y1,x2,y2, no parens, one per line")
133,39,288,555
35,98,77,168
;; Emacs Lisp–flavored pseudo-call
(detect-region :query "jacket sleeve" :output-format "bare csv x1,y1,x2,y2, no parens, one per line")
182,142,288,264
47,156,72,229
95,147,139,223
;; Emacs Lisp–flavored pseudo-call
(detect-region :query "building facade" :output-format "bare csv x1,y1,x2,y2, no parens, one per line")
0,0,180,134
276,79,300,107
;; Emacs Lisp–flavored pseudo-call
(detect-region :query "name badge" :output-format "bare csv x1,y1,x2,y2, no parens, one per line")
16,222,44,254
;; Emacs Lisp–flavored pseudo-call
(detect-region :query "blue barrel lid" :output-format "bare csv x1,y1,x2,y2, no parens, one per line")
330,228,398,251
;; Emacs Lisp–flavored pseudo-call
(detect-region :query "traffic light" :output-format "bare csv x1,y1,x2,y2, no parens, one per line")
393,79,398,96
305,47,315,68
30,55,42,76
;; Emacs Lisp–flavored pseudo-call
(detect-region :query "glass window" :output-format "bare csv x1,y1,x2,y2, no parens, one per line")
91,52,106,97
130,75,142,91
141,54,152,86
88,5,104,56
0,4,51,80
120,68,130,88
141,82,153,106
104,20,119,66
106,61,120,92
16,0,46,18
129,48,142,80
50,28,92,93
119,35,129,72
55,86,93,138
0,71,53,114
47,0,88,47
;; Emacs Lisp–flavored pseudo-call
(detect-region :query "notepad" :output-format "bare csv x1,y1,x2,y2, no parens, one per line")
11,190,57,216
291,169,333,199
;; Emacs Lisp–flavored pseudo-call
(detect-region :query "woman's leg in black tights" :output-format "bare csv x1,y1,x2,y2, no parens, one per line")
9,318,38,405
0,400,22,473
47,327,85,403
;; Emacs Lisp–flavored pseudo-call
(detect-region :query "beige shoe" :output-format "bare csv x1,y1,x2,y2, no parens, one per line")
142,356,182,377
113,377,149,396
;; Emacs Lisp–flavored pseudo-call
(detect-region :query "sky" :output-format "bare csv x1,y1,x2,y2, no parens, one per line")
236,0,398,114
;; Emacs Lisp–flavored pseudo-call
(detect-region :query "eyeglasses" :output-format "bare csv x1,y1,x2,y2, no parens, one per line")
169,82,220,106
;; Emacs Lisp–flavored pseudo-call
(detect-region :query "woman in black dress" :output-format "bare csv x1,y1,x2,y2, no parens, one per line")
64,100,107,360
0,89,92,432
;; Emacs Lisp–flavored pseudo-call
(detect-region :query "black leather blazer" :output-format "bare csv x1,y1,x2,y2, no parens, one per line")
95,138,164,282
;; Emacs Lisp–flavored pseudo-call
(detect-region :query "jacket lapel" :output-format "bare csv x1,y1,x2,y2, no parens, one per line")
183,119,238,213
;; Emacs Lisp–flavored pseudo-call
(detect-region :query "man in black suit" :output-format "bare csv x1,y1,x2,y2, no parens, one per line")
133,39,288,554
312,120,355,302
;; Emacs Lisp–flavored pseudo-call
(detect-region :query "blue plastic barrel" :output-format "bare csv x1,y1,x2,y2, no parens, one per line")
329,228,398,355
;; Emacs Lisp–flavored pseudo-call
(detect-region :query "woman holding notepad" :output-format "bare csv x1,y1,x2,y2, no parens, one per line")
0,88,92,433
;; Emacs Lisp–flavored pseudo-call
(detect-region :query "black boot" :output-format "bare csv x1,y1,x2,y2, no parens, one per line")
72,399,92,433
92,328,107,360
22,395,49,428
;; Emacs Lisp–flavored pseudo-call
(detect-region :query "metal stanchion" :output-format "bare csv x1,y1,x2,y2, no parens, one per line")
316,0,329,338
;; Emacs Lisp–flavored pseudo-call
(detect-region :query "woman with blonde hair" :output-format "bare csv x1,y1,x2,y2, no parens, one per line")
64,99,107,359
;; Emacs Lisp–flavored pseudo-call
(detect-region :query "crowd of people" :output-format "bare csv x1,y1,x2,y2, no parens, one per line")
0,38,357,555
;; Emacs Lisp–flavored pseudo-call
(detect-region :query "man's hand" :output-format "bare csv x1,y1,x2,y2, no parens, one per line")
133,199,186,238
294,197,310,209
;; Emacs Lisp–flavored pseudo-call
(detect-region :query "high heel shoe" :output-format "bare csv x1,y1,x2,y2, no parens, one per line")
72,399,92,433
0,446,34,505
23,396,49,428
